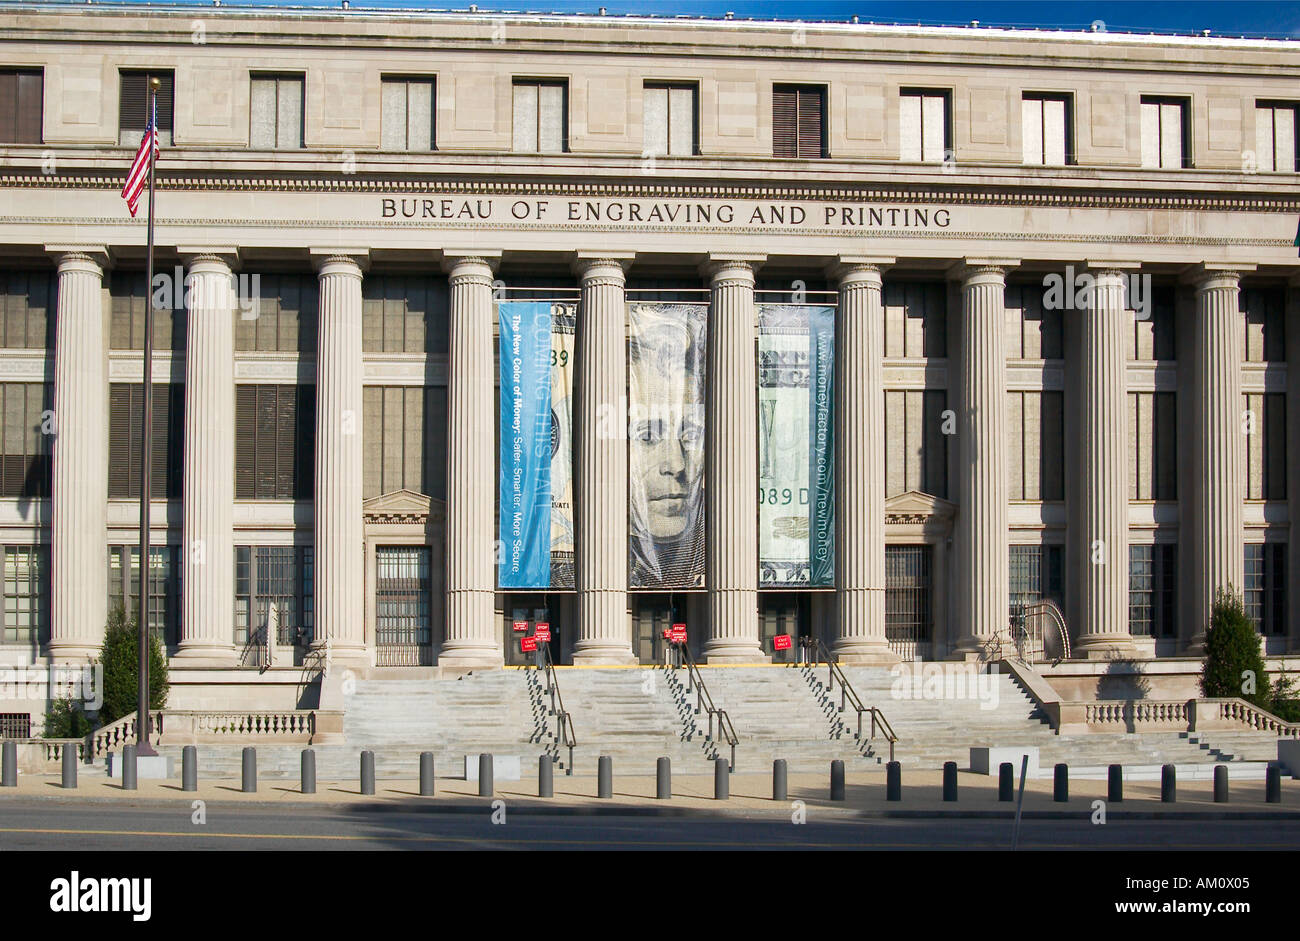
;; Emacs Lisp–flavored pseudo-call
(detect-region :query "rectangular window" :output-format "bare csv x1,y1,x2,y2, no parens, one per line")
884,389,948,499
1255,101,1298,173
772,85,826,159
110,270,186,352
899,89,949,163
2,545,48,646
512,80,567,154
0,269,55,350
234,273,317,353
885,545,932,658
118,70,174,148
250,74,304,150
375,546,432,666
363,386,446,499
0,69,43,144
1009,544,1064,614
1130,285,1176,361
107,545,180,646
234,546,313,649
0,383,51,498
1244,392,1286,501
381,77,435,151
643,83,696,157
361,275,448,354
1022,93,1071,166
882,280,946,358
1128,544,1177,638
1128,391,1177,500
1240,287,1286,363
1004,282,1063,359
107,383,184,499
0,713,32,737
234,385,315,500
1007,390,1064,501
1140,96,1189,169
1244,543,1287,635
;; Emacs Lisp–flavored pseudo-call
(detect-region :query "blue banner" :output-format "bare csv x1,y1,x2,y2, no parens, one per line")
498,301,553,589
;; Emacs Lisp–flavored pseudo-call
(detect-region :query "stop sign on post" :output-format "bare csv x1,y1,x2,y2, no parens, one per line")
535,623,551,642
670,623,687,643
773,633,793,651
512,620,528,633
520,636,538,653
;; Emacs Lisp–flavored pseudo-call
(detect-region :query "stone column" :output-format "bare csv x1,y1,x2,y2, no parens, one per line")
439,253,503,668
47,247,109,661
174,250,238,664
573,253,636,663
1288,273,1300,652
1187,264,1250,650
950,260,1016,659
310,250,368,664
831,258,898,664
1075,265,1138,658
703,255,764,662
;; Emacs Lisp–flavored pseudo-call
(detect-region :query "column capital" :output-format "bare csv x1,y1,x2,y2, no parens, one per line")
45,244,112,270
1181,262,1255,288
177,246,240,270
830,256,894,285
572,252,634,282
948,257,1019,282
441,251,500,277
309,248,369,275
701,253,763,284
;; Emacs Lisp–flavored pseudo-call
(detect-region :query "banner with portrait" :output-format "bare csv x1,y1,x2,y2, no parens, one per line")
758,304,835,587
627,303,708,589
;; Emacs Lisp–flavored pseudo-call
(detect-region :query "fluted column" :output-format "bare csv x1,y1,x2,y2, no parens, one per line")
1075,266,1137,658
311,250,367,664
47,248,109,661
1187,264,1249,649
831,258,898,663
174,250,237,663
703,255,764,663
440,253,502,667
573,253,636,664
1288,273,1300,652
951,260,1015,659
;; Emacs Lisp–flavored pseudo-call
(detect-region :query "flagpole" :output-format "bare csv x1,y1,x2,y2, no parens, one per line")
136,76,159,756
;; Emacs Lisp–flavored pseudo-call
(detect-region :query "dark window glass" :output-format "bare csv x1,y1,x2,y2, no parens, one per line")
0,69,43,144
107,384,183,499
106,545,180,647
0,383,51,498
118,70,174,146
234,385,315,499
773,85,826,158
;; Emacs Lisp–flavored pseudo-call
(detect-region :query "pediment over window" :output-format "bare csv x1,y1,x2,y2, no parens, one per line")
885,490,956,525
362,489,445,524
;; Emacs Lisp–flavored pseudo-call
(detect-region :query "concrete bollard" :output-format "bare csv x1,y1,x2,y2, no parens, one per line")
714,757,729,800
1108,764,1124,803
597,755,612,799
123,744,138,791
772,759,787,802
886,761,901,801
301,748,316,794
830,759,845,801
1213,765,1229,803
181,745,197,792
942,761,957,802
360,750,375,795
0,740,14,787
62,744,78,789
478,754,493,797
998,762,1013,801
419,752,435,797
1053,763,1068,803
657,757,671,800
241,747,256,793
539,755,553,798
1266,765,1282,804
1161,763,1176,803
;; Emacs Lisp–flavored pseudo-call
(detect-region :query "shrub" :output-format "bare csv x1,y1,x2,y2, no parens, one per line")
43,696,94,739
97,602,168,726
1199,588,1270,710
1270,673,1300,723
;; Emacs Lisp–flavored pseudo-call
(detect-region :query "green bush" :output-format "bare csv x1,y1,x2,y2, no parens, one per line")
1199,588,1270,710
1270,673,1300,723
43,696,94,739
96,602,168,726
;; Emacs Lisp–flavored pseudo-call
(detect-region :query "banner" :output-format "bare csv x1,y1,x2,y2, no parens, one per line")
758,304,836,587
628,303,707,589
549,305,576,589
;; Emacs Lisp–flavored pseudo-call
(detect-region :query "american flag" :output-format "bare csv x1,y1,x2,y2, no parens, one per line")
121,99,159,218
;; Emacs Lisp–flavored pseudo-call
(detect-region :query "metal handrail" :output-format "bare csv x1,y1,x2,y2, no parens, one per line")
1011,599,1071,665
537,642,576,774
804,638,898,763
676,643,738,770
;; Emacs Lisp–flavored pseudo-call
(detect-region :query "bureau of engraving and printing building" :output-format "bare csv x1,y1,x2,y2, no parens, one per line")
0,4,1297,723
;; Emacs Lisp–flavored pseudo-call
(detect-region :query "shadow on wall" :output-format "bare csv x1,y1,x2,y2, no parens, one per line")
1095,655,1152,701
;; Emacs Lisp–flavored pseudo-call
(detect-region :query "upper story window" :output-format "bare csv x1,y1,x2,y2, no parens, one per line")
1240,287,1285,363
0,69,42,144
644,83,696,157
119,70,174,147
899,89,950,164
1140,96,1189,169
772,85,826,158
512,79,567,154
1255,101,1297,173
1022,93,1072,166
381,76,435,152
250,74,304,150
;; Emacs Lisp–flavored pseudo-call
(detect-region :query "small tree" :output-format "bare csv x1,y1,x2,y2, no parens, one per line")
1200,588,1270,709
43,696,94,739
97,602,168,726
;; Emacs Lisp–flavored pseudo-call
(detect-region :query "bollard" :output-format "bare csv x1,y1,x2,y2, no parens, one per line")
181,746,197,792
419,752,435,797
714,757,729,800
241,747,256,793
942,761,957,802
1213,765,1229,803
886,761,901,802
360,750,375,795
657,757,671,800
830,759,845,801
62,744,78,789
597,755,612,799
1161,763,1176,803
301,748,316,794
1266,766,1282,804
0,740,14,787
998,762,1013,801
478,754,493,797
772,759,787,802
539,755,553,798
123,744,138,791
1053,763,1068,803
1108,764,1124,803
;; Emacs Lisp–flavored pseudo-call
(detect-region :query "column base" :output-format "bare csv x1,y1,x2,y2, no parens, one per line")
45,642,102,664
437,642,504,670
572,642,638,666
1073,634,1138,660
171,643,239,667
832,638,901,665
310,641,371,669
947,637,1003,662
702,641,768,664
